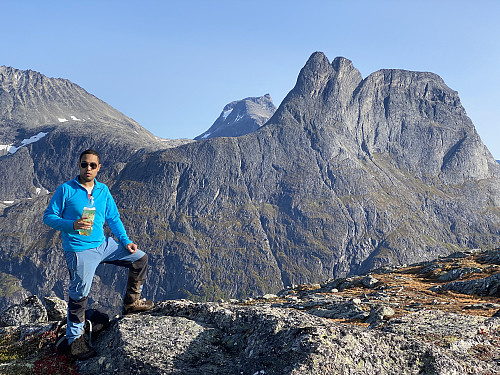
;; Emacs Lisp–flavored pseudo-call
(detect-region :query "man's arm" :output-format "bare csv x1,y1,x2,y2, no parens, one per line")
43,186,76,233
105,191,132,248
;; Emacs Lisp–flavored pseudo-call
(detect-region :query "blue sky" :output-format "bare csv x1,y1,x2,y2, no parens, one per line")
1,0,499,158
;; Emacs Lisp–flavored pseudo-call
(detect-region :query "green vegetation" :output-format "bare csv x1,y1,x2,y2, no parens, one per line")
0,330,21,362
0,273,23,298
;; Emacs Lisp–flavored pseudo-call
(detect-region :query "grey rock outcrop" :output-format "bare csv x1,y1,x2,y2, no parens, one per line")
366,305,395,327
2,249,500,374
43,296,67,321
439,273,500,296
0,295,47,327
195,94,276,139
0,295,65,327
308,299,368,320
437,267,482,282
76,300,499,375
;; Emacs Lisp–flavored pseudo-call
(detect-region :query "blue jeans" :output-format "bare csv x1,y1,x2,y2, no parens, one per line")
64,237,146,343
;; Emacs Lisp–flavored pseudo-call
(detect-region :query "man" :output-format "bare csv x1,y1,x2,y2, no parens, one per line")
43,149,153,360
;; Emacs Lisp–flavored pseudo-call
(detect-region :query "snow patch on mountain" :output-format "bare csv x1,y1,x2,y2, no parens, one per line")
233,113,244,122
222,108,233,119
1,132,48,155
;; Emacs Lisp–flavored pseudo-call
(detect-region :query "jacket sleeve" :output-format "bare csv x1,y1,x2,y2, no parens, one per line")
43,185,76,233
105,189,132,247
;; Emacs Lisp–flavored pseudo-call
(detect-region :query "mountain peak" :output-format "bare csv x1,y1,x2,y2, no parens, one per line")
268,52,363,127
0,65,163,198
331,56,353,70
295,53,362,94
195,94,276,140
303,51,332,72
0,66,145,136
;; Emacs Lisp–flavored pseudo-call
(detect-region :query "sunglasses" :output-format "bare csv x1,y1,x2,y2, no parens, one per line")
80,162,98,169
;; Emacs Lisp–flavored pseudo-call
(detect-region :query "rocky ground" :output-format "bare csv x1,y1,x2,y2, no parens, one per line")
1,247,500,374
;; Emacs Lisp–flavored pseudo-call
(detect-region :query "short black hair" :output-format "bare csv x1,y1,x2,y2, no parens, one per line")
79,149,101,163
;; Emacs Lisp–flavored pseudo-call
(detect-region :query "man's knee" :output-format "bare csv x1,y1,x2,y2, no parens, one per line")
131,253,148,272
68,296,88,323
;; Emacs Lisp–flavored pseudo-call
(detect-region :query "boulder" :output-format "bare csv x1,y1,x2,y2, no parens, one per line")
0,295,47,327
439,273,500,296
366,305,395,327
43,296,67,321
437,267,482,282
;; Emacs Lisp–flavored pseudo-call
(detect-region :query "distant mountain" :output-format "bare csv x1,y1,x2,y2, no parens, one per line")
0,53,499,312
109,53,499,303
0,66,166,200
195,94,276,140
0,66,153,140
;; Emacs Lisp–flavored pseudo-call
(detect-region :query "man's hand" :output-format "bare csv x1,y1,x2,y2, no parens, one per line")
73,218,92,230
126,243,138,254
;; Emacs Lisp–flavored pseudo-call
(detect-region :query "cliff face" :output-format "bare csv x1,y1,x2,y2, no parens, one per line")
0,53,499,312
110,52,500,302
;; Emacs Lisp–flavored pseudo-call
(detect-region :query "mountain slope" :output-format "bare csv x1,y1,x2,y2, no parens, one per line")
194,94,276,139
110,52,500,302
0,66,166,199
0,53,499,311
0,66,153,141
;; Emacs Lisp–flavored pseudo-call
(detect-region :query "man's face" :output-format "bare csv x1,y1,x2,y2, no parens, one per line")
79,154,101,184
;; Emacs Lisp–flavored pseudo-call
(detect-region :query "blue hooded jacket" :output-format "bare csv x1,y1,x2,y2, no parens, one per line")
43,176,132,252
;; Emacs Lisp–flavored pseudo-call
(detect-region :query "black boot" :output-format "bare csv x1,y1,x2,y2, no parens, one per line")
70,334,97,360
123,297,154,315
122,254,154,315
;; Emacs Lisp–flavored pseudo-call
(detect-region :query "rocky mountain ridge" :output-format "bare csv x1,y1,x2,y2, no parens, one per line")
1,247,499,374
0,65,167,200
0,65,153,142
195,94,276,140
0,52,499,314
107,53,500,302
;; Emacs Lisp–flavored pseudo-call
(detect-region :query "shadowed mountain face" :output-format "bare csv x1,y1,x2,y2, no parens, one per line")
195,94,276,140
0,53,499,311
